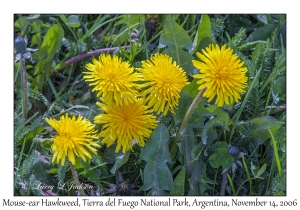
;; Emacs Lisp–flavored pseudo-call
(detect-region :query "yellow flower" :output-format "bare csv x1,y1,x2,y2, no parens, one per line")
137,54,189,115
83,54,142,106
46,114,100,166
192,44,248,107
94,99,159,153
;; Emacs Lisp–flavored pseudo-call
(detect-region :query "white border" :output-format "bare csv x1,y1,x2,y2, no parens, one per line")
1,1,299,209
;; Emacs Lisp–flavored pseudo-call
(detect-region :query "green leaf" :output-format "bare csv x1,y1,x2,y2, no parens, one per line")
208,142,234,169
140,123,174,195
255,14,268,25
66,15,81,28
81,159,101,188
192,14,212,53
272,76,286,104
256,163,267,177
163,47,195,76
181,126,197,174
115,14,144,28
14,17,29,34
22,150,55,187
187,159,207,195
201,108,230,145
25,125,44,140
170,166,186,196
37,24,64,62
174,79,202,126
102,144,130,174
197,37,216,52
236,116,282,144
59,15,67,22
246,23,279,42
43,140,52,149
110,151,130,174
57,160,68,185
159,15,193,50
80,14,112,41
158,16,194,75
27,14,40,20
103,146,116,164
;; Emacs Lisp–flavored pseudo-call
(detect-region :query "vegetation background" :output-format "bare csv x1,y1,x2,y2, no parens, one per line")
11,13,288,197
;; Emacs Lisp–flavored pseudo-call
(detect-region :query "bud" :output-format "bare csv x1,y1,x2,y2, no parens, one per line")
14,36,27,54
228,145,240,155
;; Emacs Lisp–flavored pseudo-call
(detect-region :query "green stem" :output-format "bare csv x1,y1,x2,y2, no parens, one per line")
236,177,264,196
171,88,206,160
242,154,252,195
21,58,28,119
69,162,85,196
227,173,236,195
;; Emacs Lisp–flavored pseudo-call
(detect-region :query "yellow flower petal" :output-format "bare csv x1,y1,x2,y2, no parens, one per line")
94,99,159,153
83,54,142,105
137,54,189,115
46,113,100,166
193,44,248,107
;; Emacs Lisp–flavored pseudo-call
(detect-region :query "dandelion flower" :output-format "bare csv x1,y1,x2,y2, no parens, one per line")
94,99,159,153
138,54,189,115
192,44,248,107
83,54,142,105
46,114,100,166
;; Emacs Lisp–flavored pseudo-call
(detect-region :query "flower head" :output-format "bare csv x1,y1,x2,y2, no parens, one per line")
192,44,248,107
14,36,38,63
138,54,189,115
46,114,100,166
94,99,159,153
83,54,142,106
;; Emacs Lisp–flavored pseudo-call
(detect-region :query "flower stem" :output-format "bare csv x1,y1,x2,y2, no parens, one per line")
69,162,85,196
53,45,131,73
171,88,206,160
20,59,28,119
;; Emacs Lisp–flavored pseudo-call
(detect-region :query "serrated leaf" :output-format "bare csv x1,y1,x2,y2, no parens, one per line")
24,150,55,187
159,15,193,50
170,166,185,196
66,15,81,28
140,123,173,195
81,159,101,188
